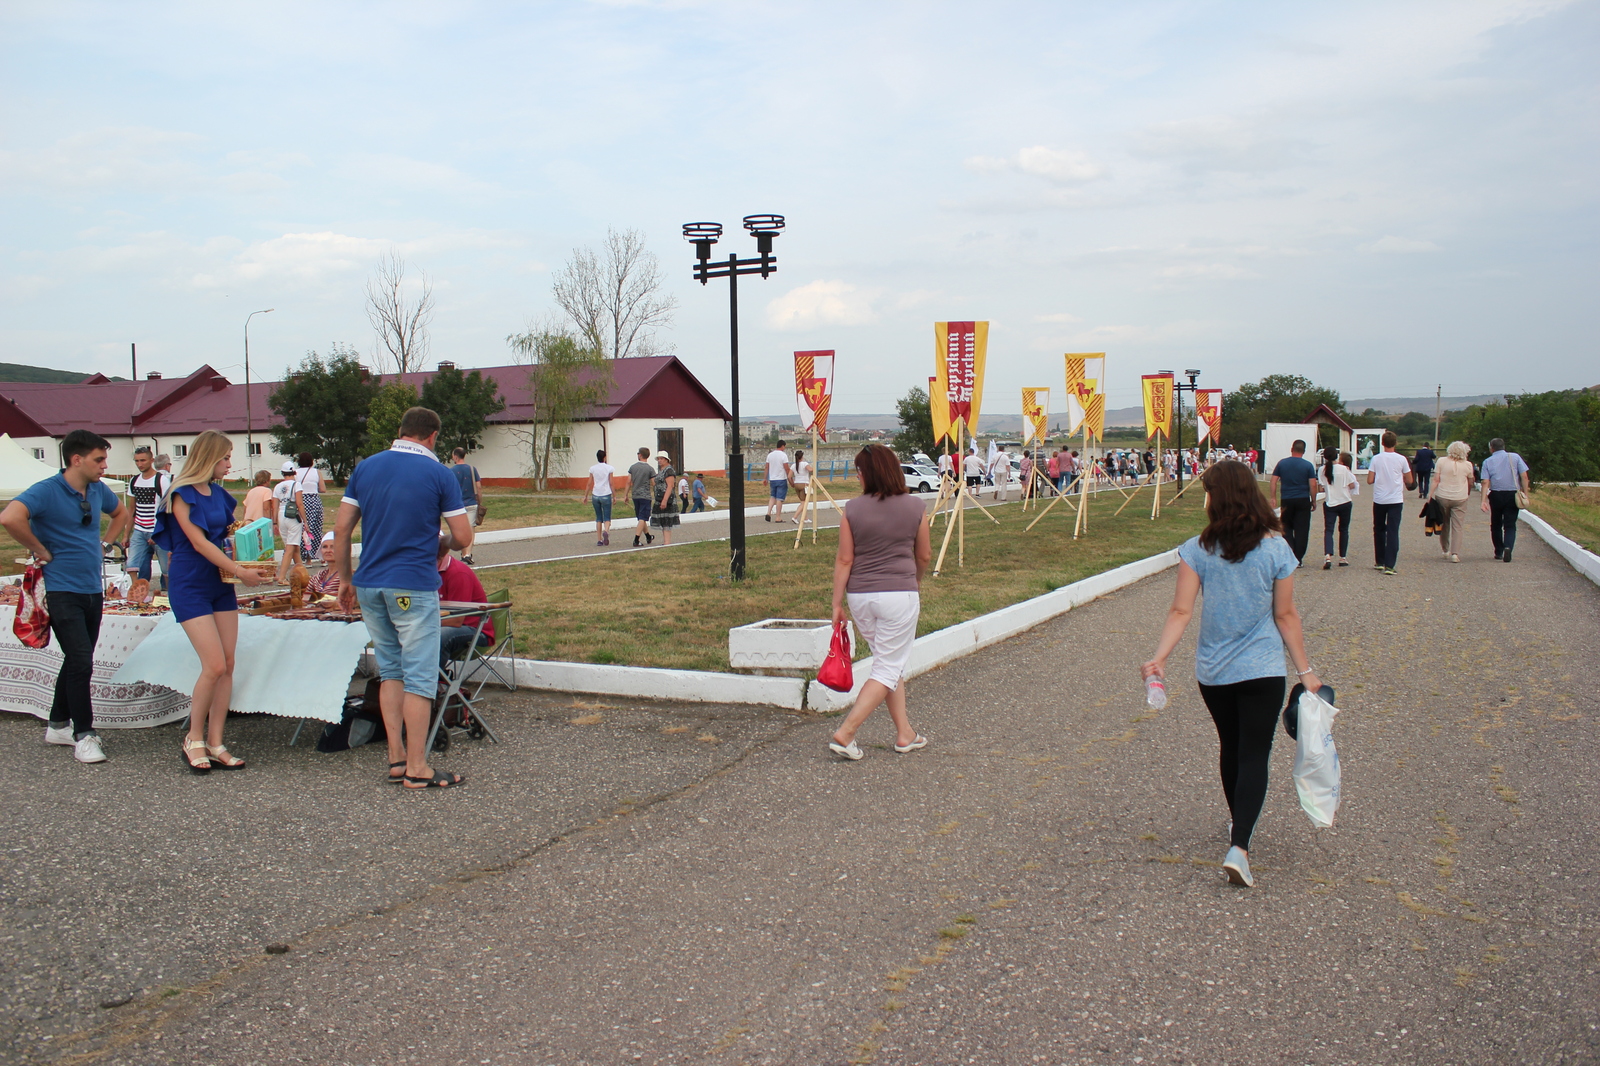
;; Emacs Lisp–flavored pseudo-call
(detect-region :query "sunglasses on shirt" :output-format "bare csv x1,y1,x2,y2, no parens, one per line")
79,497,92,526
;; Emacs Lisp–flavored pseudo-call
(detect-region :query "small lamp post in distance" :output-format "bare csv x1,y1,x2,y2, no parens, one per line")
244,307,275,479
683,214,785,581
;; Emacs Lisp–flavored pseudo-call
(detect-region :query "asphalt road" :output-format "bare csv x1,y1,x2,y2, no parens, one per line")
3,498,1596,1065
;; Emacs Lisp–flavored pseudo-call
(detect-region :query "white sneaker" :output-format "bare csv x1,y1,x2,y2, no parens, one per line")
73,734,107,764
45,724,75,746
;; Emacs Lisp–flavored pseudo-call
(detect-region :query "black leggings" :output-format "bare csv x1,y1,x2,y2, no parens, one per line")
1197,676,1285,850
1322,501,1352,558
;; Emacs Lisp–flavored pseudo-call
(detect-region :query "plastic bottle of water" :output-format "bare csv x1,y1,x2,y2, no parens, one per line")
1145,677,1168,710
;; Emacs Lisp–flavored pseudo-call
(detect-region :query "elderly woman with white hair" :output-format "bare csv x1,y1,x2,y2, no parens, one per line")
1429,440,1476,563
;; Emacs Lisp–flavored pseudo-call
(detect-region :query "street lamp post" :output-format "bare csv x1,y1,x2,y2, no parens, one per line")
1162,369,1202,492
244,308,275,478
683,215,784,581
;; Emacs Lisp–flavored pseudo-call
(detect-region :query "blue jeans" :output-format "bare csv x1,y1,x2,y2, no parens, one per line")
1372,502,1404,569
127,527,170,589
592,496,613,524
356,587,441,698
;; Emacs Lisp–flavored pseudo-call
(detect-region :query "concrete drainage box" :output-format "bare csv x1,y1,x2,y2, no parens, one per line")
728,618,853,673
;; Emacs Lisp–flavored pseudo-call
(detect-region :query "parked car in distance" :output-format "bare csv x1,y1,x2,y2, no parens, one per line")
901,462,940,493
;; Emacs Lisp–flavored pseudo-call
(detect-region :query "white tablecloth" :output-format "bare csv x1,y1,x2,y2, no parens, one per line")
112,613,373,724
0,606,191,728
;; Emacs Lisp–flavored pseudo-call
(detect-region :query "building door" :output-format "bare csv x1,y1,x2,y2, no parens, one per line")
656,428,684,474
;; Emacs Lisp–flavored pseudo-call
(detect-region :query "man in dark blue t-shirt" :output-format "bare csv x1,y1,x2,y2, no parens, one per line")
336,406,472,790
0,430,130,764
1271,439,1320,566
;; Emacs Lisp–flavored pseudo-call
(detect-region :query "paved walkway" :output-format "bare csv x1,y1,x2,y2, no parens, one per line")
3,501,1596,1064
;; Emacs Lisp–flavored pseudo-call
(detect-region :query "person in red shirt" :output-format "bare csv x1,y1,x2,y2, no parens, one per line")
436,537,493,667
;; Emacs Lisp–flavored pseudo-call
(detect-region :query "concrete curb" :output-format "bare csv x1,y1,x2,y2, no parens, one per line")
460,545,1180,711
1519,509,1600,588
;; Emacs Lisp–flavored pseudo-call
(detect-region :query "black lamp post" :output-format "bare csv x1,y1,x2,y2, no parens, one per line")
1163,368,1202,492
683,214,785,581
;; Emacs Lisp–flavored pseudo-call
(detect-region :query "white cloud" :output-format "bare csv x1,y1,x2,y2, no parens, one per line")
965,146,1104,184
1364,235,1440,254
765,280,878,330
0,127,203,190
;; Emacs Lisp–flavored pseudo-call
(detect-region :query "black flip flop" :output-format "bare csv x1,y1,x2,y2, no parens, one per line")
403,769,465,790
385,761,406,784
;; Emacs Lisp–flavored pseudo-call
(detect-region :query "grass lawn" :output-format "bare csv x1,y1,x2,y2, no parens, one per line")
475,475,862,532
1527,485,1600,554
490,485,1209,672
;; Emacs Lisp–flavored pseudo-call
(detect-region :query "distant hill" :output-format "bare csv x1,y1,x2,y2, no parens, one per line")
0,362,125,384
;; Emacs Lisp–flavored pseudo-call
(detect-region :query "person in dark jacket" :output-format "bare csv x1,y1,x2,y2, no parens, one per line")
1413,443,1436,498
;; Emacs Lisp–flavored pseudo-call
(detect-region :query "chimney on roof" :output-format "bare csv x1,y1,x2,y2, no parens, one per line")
146,371,162,380
437,360,455,371
357,364,371,382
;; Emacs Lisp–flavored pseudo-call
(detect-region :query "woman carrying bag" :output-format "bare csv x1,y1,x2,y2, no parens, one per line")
1429,441,1475,563
156,430,266,773
1141,460,1321,888
827,444,933,761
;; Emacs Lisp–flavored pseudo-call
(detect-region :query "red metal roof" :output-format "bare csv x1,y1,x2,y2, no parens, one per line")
0,356,730,437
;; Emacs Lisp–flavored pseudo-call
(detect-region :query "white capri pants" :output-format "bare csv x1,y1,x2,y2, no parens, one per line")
846,590,921,689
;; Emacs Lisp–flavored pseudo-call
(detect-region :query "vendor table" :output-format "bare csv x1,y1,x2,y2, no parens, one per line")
0,605,190,728
112,613,374,724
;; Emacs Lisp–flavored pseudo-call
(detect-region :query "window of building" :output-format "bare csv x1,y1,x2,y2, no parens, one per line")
551,434,572,451
173,444,188,457
32,448,45,461
248,442,262,456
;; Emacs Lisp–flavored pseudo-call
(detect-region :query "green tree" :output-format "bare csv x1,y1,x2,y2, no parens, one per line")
507,326,612,489
266,345,377,481
420,364,506,457
1219,374,1346,453
892,386,935,458
366,381,420,456
1446,390,1600,483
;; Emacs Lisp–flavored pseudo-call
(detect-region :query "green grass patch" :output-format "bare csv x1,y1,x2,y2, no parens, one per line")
1527,485,1600,554
487,486,1208,672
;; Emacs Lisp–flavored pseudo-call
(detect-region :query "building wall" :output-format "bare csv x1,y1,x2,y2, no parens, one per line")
475,417,726,489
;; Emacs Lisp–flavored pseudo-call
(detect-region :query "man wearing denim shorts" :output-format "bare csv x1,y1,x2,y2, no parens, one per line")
335,406,473,790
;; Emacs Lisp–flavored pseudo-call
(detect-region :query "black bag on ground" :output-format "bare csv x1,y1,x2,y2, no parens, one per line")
317,680,388,752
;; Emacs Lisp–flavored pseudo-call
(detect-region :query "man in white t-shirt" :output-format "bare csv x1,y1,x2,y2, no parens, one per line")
962,451,985,496
989,445,1011,501
1365,430,1414,574
582,448,616,548
764,440,791,522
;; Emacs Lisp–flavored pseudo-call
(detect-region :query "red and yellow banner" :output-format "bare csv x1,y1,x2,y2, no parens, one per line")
929,375,952,445
794,350,834,442
934,321,988,435
1141,373,1174,442
1196,389,1223,444
1064,353,1105,441
1022,387,1048,446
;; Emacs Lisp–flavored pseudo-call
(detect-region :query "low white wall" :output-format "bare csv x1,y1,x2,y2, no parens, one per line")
1519,509,1600,587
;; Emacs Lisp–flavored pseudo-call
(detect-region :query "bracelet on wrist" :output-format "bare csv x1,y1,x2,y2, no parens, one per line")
1296,665,1315,676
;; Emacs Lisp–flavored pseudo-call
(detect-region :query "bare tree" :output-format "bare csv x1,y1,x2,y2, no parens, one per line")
508,318,612,490
551,227,676,359
365,249,435,375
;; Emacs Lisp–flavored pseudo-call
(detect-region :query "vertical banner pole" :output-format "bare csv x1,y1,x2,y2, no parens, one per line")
958,422,966,567
1151,430,1163,520
1074,427,1088,539
933,421,961,576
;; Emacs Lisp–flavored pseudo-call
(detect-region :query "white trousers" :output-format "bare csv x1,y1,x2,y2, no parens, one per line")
846,590,921,689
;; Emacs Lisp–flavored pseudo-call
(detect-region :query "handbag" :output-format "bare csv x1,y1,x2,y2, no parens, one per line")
816,620,854,692
474,499,488,527
12,563,50,649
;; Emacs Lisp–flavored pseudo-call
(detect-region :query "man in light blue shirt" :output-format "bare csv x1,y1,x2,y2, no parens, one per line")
1478,438,1530,562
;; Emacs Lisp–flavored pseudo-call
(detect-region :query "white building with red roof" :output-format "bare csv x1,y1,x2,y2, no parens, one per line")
0,356,730,489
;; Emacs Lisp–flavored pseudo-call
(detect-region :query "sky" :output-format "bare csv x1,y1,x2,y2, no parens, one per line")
2,0,1595,420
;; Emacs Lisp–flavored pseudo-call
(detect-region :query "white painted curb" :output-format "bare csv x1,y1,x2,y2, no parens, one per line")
1519,510,1600,588
805,548,1180,711
457,545,1180,711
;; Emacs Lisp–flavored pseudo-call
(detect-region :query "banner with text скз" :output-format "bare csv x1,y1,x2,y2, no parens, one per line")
1022,387,1049,446
1196,389,1224,444
1141,373,1174,442
934,322,988,435
794,350,834,442
1064,354,1106,441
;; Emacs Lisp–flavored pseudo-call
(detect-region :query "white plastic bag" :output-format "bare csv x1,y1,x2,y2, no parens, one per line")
1292,688,1341,828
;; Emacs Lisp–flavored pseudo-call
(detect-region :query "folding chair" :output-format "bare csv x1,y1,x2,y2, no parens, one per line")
463,589,516,693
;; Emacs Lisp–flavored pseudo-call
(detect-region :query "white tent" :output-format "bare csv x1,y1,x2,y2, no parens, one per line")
0,434,127,499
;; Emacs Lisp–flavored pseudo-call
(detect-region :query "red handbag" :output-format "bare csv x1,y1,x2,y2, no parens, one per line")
13,564,51,649
816,620,853,692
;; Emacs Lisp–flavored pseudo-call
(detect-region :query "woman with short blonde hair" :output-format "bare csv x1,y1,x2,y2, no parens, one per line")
1429,441,1475,563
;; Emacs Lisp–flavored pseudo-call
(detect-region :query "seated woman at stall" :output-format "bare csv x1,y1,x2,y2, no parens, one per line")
436,536,493,668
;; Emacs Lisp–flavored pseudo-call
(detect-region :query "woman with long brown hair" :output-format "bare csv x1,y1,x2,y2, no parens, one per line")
156,430,266,773
827,444,933,760
1141,460,1321,887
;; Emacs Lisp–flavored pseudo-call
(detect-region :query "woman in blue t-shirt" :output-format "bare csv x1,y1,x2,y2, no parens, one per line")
158,431,266,773
1141,460,1322,888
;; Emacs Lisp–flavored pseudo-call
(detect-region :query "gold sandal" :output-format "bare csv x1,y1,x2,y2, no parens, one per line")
206,744,246,770
181,738,211,774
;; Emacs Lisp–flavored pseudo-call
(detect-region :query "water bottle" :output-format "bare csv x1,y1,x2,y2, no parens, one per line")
1145,677,1168,710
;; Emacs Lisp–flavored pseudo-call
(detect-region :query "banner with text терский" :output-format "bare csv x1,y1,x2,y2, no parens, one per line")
934,321,988,437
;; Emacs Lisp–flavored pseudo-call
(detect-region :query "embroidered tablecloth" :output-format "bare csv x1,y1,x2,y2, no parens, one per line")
0,607,190,729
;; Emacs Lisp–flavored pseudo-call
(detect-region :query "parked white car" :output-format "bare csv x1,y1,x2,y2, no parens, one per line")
900,462,941,493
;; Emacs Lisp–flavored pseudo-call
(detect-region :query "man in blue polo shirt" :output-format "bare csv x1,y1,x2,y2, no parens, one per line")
1270,439,1320,566
0,430,130,764
1478,437,1530,563
335,407,473,790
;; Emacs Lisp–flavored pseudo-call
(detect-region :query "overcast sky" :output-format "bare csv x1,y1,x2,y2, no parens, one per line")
2,1,1594,418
